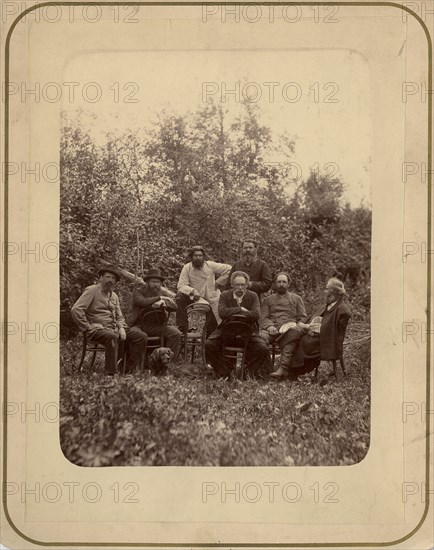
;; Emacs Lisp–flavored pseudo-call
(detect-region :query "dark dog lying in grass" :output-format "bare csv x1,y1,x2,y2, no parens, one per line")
149,347,174,375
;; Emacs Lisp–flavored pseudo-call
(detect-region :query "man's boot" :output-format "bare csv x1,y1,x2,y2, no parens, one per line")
270,346,294,379
270,363,289,378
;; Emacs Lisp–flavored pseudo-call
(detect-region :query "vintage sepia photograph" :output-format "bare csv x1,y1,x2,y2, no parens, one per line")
58,14,372,468
3,1,432,547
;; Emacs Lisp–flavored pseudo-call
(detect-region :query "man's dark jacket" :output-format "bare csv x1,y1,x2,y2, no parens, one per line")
292,297,351,368
218,289,261,330
227,259,272,298
313,298,351,359
128,283,176,327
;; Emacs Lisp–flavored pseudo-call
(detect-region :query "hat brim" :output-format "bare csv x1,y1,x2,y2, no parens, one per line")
98,268,120,282
144,275,165,281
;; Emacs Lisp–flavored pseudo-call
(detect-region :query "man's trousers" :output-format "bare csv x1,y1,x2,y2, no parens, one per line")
87,327,147,374
260,328,301,369
128,325,182,363
205,329,270,378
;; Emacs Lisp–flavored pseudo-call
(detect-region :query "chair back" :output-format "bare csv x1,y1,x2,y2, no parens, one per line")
140,309,168,339
221,315,254,348
185,303,211,334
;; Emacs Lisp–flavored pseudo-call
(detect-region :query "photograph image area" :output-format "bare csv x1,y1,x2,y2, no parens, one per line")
59,45,371,467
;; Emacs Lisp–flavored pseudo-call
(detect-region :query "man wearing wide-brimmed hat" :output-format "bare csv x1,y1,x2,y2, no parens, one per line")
128,268,181,363
71,265,147,375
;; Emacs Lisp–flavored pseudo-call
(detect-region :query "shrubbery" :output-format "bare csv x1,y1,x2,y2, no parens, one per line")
60,102,371,337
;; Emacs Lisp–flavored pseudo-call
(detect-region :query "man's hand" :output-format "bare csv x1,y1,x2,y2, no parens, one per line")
240,306,249,314
161,296,176,309
152,299,165,308
191,289,200,302
119,327,126,341
267,326,278,335
89,323,104,332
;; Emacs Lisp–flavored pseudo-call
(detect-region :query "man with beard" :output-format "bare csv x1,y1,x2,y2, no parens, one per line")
289,277,352,375
128,268,181,364
205,271,270,378
71,265,147,375
259,272,308,379
176,245,231,332
227,240,272,301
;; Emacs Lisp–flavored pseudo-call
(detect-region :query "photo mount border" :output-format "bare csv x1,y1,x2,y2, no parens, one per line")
2,1,432,547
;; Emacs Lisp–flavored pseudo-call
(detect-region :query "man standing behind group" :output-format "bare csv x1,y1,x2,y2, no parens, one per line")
176,245,231,332
227,240,272,301
260,272,308,379
128,268,181,364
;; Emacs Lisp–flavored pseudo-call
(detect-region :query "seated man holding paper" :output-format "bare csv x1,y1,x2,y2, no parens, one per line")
290,277,351,374
259,272,308,379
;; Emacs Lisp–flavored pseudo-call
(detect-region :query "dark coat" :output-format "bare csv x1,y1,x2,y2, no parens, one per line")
218,289,261,330
291,298,351,371
227,259,272,298
128,283,177,327
311,298,351,360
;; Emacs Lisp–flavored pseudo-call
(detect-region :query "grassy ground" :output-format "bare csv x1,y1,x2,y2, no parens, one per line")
60,333,370,467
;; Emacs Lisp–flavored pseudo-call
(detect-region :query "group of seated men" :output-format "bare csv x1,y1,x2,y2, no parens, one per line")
71,240,351,378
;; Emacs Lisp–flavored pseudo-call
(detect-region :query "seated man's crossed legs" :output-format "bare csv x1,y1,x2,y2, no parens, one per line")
263,329,301,379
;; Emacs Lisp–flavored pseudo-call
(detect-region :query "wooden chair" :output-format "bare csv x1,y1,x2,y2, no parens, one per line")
314,318,350,380
221,315,254,380
139,309,168,371
77,332,106,372
269,337,280,369
181,303,211,366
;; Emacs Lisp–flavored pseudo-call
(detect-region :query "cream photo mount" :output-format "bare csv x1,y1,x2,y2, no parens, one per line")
1,1,432,548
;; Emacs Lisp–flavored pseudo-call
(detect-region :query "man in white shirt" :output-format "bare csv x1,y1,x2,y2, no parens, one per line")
176,245,231,332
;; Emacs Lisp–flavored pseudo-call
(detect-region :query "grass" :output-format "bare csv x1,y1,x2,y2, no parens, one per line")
59,333,370,467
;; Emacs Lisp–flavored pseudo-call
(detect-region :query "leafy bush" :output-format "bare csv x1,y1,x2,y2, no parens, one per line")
60,103,371,339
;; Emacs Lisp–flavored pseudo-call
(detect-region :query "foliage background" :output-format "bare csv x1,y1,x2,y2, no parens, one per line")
60,101,371,337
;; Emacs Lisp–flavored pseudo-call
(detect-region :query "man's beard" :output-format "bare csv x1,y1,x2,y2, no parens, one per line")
149,286,161,296
242,251,257,264
276,286,287,295
234,289,245,297
102,282,114,293
192,258,205,268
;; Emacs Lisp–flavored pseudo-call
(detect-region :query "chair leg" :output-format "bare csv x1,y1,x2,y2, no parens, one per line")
78,341,87,372
201,336,206,367
140,349,145,374
239,349,247,380
332,360,338,379
183,336,188,363
191,345,195,363
340,356,346,376
271,345,276,368
90,351,97,370
314,365,319,380
122,342,128,375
